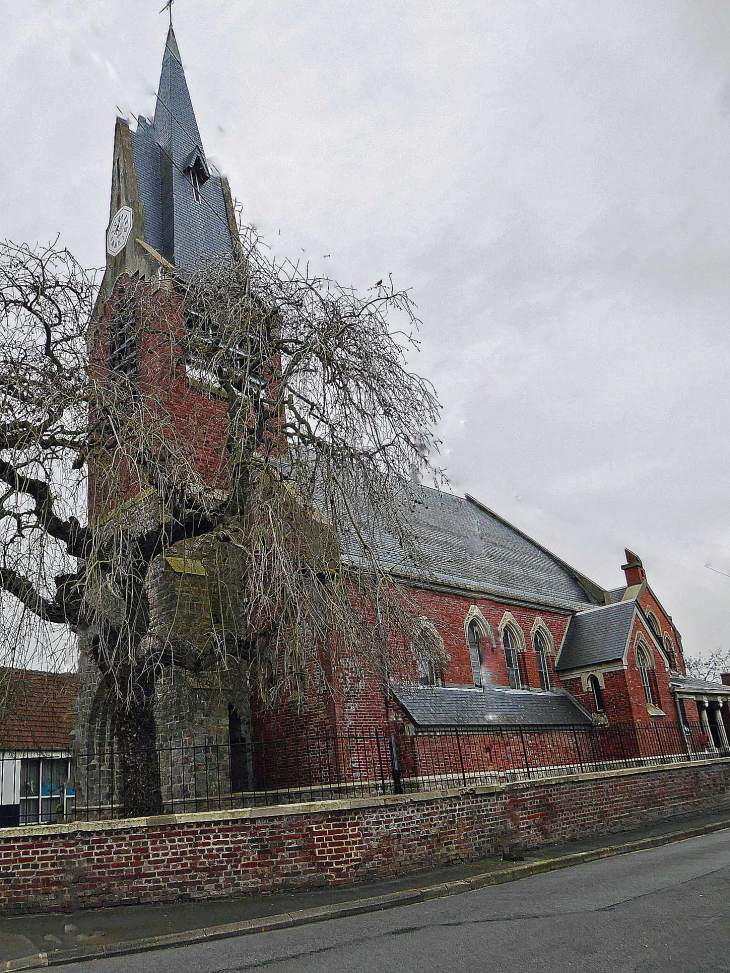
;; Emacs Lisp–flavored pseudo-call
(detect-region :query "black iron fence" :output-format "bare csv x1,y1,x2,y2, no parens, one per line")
0,720,726,825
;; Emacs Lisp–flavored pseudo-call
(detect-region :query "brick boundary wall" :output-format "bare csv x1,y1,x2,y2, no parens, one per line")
2,758,730,915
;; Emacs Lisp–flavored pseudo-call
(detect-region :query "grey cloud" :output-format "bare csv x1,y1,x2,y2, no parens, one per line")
2,0,729,657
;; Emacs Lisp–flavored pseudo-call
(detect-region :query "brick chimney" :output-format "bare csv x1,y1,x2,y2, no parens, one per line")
721,674,730,686
622,549,646,588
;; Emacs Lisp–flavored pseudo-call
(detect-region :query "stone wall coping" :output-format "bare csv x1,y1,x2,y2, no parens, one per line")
3,756,728,842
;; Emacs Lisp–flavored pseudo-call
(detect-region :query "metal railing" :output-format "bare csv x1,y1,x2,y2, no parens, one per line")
0,720,726,825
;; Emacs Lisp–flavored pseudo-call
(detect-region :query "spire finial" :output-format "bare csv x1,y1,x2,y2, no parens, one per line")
160,0,174,27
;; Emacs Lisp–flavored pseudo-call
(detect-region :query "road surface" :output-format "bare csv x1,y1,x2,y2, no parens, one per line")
62,828,730,972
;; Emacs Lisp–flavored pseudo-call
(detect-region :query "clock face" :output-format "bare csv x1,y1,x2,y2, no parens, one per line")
107,206,134,257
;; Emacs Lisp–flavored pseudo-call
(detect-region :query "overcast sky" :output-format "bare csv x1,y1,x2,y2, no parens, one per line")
2,0,730,660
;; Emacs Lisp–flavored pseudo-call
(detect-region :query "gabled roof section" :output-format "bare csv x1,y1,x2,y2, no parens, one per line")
556,599,636,671
465,494,606,605
340,483,599,609
0,669,79,750
392,684,593,727
130,26,235,271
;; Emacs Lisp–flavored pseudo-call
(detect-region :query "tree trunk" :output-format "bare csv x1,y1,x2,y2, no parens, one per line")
115,682,164,818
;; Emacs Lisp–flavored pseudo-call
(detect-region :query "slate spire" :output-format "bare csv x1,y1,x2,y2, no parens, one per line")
127,25,234,270
153,26,205,169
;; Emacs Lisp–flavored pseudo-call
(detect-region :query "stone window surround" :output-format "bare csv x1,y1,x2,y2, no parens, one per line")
634,635,665,717
497,611,526,653
463,606,495,649
530,617,556,656
463,606,494,688
498,612,525,690
411,616,445,687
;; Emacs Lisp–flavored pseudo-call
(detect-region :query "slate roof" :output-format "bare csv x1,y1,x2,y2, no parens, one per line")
392,684,593,727
340,484,597,609
0,669,79,750
555,600,636,671
671,675,730,695
131,26,234,271
606,586,628,604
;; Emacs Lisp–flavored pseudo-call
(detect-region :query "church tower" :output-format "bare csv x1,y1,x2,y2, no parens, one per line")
89,26,243,520
77,27,256,804
101,25,237,287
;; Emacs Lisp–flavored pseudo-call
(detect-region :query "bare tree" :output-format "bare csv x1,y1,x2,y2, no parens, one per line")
684,648,730,683
0,231,443,815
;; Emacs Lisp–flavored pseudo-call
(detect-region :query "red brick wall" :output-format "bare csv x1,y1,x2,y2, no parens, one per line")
395,587,571,691
1,759,728,914
637,589,684,673
624,613,681,722
90,277,232,521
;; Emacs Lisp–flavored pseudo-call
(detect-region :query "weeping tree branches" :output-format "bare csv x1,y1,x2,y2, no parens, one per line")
0,230,444,814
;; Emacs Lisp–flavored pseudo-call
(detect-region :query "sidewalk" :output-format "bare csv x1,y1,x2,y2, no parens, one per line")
3,808,730,971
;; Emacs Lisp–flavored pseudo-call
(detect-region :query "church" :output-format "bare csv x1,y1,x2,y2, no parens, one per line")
76,25,730,808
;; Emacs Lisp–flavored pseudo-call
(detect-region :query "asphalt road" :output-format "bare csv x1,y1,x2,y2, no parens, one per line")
62,829,730,973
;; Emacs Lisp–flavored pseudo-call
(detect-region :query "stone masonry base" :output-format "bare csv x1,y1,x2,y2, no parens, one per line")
2,758,730,915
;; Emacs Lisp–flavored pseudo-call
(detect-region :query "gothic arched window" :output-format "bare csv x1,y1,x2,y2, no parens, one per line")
663,635,676,670
647,612,662,641
636,644,658,706
503,626,522,690
413,620,444,687
588,675,604,714
467,620,483,687
534,629,551,691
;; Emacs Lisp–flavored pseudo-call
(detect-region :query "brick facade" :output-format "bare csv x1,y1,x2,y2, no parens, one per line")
2,758,729,915
76,26,729,809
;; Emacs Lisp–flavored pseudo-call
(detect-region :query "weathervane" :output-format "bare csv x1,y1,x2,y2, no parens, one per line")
160,0,174,27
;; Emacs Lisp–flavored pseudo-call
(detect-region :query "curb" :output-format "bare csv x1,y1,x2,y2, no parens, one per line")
6,816,730,970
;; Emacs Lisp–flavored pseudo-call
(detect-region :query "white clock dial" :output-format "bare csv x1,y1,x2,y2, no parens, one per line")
107,206,134,256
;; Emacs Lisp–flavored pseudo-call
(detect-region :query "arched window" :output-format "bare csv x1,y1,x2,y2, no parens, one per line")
636,644,658,706
503,626,522,690
416,654,439,686
467,620,483,687
588,675,604,714
413,620,444,687
647,612,662,641
533,629,551,691
663,635,676,670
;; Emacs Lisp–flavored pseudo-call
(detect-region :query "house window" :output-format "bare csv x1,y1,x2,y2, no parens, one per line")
19,757,73,826
467,620,483,687
503,626,522,690
534,629,551,691
663,635,676,670
588,675,605,714
636,645,658,707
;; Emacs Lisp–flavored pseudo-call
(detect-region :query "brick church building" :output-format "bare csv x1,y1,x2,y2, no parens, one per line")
77,26,730,804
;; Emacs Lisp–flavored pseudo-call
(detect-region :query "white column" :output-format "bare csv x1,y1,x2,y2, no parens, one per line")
714,702,730,750
700,703,714,749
